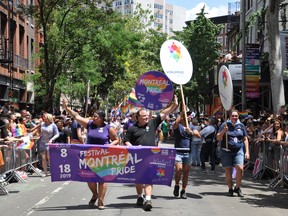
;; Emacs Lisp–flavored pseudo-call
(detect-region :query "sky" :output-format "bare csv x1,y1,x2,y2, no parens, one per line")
165,0,241,20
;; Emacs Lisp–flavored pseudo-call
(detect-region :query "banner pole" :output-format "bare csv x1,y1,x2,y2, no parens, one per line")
225,109,228,149
180,84,189,126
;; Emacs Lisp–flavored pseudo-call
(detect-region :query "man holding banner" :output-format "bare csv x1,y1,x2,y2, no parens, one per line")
123,95,178,211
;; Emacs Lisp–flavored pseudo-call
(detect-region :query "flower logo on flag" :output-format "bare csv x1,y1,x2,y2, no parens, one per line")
157,168,165,177
221,70,228,87
168,42,182,62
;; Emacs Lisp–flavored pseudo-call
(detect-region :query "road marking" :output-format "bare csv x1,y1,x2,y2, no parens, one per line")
24,181,70,216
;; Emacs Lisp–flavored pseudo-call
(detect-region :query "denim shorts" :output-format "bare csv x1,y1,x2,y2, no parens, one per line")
220,147,244,168
175,152,191,165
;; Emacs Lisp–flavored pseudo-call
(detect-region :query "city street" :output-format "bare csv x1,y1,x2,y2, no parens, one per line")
0,142,287,216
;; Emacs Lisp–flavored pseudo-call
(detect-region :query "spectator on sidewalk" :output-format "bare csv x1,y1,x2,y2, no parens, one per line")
30,113,59,177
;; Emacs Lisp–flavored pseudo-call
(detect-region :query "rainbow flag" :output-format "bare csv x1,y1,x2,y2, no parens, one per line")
127,89,144,108
11,124,27,137
212,106,222,116
111,102,123,117
239,111,249,118
17,136,34,149
121,103,130,116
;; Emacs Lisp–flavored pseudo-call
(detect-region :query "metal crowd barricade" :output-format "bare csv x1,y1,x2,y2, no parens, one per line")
250,138,288,188
26,137,43,177
0,137,42,195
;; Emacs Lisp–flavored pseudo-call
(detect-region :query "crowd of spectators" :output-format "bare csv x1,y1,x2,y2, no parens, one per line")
218,50,242,64
1,101,288,187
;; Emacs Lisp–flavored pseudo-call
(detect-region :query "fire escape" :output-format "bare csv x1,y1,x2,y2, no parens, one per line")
0,0,14,102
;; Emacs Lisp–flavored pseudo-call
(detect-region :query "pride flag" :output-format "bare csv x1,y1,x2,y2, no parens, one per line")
11,124,27,137
212,106,222,116
239,111,249,118
127,89,144,108
17,136,34,149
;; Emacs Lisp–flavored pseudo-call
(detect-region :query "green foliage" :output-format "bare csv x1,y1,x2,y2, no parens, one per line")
18,0,167,112
174,7,222,113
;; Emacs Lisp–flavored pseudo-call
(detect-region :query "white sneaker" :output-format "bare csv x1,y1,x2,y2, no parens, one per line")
35,168,42,173
0,176,5,183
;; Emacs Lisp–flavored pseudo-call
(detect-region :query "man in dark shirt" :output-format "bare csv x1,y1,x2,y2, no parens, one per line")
123,95,178,211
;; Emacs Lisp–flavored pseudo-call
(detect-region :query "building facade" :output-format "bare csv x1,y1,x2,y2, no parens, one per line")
0,0,41,111
112,0,186,36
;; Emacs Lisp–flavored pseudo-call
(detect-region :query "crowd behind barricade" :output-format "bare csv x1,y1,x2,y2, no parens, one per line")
0,101,287,204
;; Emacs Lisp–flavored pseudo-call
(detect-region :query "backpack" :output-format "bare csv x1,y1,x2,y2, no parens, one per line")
204,132,215,144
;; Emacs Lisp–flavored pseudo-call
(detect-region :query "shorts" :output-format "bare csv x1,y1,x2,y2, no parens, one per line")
220,147,244,168
175,152,191,165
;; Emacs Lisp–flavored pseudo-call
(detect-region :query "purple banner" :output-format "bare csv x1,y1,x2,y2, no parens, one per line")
135,71,174,110
49,144,176,186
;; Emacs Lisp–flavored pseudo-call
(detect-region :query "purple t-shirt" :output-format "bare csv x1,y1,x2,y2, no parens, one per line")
86,120,111,145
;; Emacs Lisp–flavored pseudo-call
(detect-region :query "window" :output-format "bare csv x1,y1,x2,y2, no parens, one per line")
154,4,163,9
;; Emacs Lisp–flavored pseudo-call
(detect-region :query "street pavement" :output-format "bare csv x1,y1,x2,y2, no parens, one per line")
0,141,287,216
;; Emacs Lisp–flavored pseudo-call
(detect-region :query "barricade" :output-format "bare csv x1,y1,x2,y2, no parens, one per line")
0,137,41,195
250,139,288,188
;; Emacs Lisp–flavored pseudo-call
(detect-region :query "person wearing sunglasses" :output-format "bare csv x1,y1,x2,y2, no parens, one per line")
62,100,119,210
216,109,250,197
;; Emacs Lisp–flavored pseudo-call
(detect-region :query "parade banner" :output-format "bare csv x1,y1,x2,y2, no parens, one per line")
218,65,233,111
49,144,176,186
160,39,193,85
135,71,174,110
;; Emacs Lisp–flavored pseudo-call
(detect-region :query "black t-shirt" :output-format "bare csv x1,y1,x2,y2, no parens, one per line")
54,127,70,143
123,115,162,146
0,118,8,139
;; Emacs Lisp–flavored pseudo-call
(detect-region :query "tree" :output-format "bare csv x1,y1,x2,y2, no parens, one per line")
20,1,167,114
267,0,285,114
174,7,222,115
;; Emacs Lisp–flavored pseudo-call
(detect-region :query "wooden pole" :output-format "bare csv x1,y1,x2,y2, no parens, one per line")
180,84,189,126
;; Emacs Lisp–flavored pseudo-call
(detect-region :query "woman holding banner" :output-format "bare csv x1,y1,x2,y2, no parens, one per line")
216,110,250,197
62,100,119,210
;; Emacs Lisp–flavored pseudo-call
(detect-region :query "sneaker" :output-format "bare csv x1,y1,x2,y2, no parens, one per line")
173,185,180,197
136,196,144,206
143,200,152,211
180,190,187,199
227,188,234,197
234,187,244,197
0,176,5,183
21,172,28,180
35,168,42,173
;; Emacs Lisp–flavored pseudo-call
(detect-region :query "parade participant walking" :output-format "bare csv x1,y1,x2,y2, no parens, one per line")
173,110,200,199
190,118,202,166
216,110,250,197
30,113,59,177
200,117,216,172
62,100,119,210
70,118,84,144
123,95,178,211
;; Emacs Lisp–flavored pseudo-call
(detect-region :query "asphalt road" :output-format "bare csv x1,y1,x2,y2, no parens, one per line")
0,142,287,216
